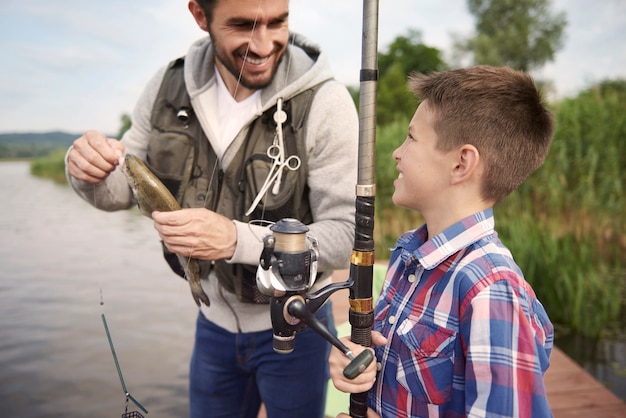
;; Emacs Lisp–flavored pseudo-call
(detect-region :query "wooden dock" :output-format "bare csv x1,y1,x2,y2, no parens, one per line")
545,347,625,417
328,270,626,417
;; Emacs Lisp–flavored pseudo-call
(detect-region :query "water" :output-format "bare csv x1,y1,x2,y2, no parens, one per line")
1,161,625,418
0,161,197,417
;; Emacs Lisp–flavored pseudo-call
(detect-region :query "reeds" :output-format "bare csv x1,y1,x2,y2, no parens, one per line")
30,148,68,184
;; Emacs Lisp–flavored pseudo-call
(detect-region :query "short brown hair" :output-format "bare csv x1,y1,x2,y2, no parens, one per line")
408,65,554,203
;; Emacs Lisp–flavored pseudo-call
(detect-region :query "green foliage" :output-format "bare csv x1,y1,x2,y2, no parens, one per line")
374,118,406,208
28,113,131,183
549,80,626,219
496,213,623,338
460,0,567,71
351,30,446,126
377,61,420,127
373,117,426,256
117,113,132,139
378,29,447,76
377,30,446,125
30,149,68,184
504,79,626,336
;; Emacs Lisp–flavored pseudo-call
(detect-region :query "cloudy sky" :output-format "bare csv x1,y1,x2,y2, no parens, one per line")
1,0,624,134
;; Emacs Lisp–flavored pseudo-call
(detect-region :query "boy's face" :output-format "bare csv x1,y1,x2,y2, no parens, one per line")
392,100,453,212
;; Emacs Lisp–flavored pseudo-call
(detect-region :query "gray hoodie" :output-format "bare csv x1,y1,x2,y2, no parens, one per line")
68,34,359,332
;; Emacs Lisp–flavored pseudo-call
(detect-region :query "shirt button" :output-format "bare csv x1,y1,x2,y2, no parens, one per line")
376,362,382,371
408,274,416,283
388,315,396,324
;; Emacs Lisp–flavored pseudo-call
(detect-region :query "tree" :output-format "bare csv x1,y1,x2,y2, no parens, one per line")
376,30,447,125
458,0,567,71
116,113,132,139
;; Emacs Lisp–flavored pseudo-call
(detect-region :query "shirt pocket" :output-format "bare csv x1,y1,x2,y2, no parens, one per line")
395,318,457,405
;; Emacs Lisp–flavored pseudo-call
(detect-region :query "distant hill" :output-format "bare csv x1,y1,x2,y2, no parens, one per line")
0,131,80,145
0,131,81,159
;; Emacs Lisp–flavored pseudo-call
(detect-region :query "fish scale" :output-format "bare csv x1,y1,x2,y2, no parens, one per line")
121,153,210,307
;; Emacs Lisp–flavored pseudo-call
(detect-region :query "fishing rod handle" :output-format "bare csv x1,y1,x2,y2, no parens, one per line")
349,261,375,418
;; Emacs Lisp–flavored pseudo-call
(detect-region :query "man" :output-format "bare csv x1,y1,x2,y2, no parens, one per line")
66,1,358,417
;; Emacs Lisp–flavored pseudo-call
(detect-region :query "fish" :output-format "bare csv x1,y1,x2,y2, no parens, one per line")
121,153,210,307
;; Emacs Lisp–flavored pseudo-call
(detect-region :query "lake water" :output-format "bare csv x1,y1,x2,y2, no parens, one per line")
0,161,197,417
0,161,624,418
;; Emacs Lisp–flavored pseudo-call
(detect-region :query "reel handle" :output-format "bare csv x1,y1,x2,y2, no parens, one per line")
286,297,373,379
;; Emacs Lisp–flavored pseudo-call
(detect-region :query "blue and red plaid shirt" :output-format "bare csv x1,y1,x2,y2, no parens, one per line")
370,209,554,417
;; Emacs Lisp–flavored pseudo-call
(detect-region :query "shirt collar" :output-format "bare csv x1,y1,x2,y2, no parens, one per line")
395,208,495,270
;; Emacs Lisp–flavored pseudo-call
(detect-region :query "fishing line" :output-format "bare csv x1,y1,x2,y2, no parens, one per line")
197,0,294,245
183,0,296,283
189,0,263,240
233,0,263,100
242,12,297,225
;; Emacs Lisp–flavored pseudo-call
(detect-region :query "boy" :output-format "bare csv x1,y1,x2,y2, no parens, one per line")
330,66,555,418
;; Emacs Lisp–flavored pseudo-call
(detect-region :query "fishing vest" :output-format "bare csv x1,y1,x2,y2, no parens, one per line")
144,57,323,303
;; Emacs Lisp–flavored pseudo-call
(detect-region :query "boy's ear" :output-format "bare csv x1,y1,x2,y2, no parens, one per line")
450,144,480,185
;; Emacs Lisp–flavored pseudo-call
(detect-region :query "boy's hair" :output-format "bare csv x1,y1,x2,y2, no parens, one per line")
408,65,554,203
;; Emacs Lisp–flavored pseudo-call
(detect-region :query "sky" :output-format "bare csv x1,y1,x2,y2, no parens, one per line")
1,0,625,134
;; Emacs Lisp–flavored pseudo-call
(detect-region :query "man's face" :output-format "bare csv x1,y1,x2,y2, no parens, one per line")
209,0,290,99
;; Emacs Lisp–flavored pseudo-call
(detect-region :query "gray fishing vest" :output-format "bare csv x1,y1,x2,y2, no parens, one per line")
145,57,323,303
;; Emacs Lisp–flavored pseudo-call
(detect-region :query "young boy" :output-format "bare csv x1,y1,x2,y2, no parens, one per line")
330,66,555,418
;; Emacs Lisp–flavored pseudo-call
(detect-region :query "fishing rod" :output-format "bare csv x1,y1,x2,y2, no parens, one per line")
255,1,379,417
346,0,379,416
102,312,148,417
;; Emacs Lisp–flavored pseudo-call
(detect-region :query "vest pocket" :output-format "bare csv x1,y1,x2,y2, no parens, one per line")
243,153,298,220
146,130,194,199
395,318,457,405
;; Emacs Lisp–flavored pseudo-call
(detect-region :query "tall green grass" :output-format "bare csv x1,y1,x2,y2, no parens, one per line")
373,81,626,338
30,149,68,184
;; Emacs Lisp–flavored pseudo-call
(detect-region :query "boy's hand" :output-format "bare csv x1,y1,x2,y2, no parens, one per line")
336,408,380,418
329,331,387,394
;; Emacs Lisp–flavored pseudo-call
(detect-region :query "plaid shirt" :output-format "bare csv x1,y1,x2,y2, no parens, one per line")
370,209,554,417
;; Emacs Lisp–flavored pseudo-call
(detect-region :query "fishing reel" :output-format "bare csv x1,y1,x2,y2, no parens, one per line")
256,218,373,379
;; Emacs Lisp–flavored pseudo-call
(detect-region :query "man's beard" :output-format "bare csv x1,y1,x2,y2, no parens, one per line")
215,45,285,91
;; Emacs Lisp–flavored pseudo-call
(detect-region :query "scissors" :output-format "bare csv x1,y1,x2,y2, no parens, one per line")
245,98,301,216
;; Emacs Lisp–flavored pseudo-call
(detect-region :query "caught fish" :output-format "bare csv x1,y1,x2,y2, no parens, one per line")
121,153,210,307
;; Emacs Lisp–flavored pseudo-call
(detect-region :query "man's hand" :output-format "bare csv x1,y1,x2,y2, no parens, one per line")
152,208,237,261
66,130,124,184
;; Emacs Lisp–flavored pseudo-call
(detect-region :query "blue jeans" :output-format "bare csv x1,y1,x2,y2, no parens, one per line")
189,301,336,418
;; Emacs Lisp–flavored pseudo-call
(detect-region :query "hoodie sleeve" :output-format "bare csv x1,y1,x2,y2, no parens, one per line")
65,66,168,211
